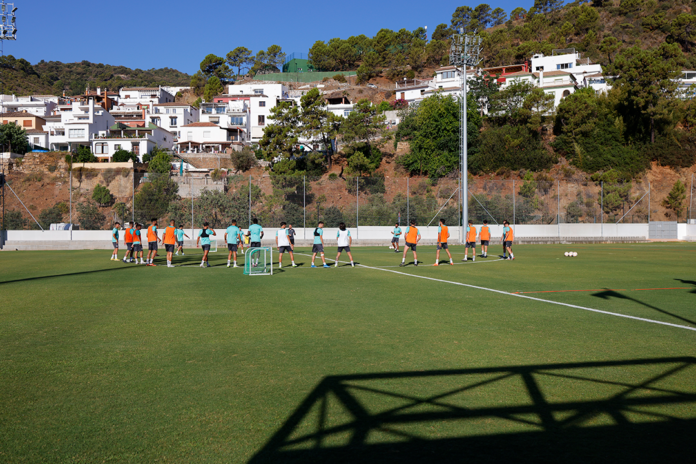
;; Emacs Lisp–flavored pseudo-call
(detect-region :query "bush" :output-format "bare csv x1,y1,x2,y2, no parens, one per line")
3,210,27,229
102,168,118,185
77,200,105,230
322,76,330,82
328,173,338,180
56,201,69,216
472,126,556,174
74,146,96,163
210,168,225,182
406,70,415,79
112,149,137,162
47,165,57,173
333,74,347,83
36,205,63,229
92,183,113,206
376,101,391,113
114,202,131,222
230,147,258,172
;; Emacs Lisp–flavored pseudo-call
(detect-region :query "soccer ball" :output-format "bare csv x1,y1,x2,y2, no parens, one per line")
573,252,578,257
564,252,569,257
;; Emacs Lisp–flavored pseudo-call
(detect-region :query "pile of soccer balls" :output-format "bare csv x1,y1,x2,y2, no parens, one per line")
564,251,578,257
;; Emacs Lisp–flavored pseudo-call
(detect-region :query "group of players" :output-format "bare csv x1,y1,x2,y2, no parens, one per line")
108,217,514,268
391,218,515,267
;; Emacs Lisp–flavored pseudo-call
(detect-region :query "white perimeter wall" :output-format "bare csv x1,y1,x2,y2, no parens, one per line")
6,224,696,243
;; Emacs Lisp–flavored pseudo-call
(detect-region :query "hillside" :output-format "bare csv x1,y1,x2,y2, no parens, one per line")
0,56,191,96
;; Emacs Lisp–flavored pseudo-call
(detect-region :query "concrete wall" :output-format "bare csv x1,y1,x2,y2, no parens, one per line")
3,224,695,250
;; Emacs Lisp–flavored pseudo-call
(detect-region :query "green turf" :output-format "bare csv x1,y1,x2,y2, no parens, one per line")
1,243,695,463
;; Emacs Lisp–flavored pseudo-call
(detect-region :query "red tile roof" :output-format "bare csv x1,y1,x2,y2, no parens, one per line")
182,122,219,127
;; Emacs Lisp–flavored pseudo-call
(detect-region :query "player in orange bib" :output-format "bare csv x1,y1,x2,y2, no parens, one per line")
122,221,135,263
434,218,453,266
480,219,491,258
163,219,178,268
399,220,421,267
463,219,477,262
502,220,514,260
146,218,162,266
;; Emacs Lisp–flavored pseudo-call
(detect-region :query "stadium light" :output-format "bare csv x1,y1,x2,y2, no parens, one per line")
0,1,17,234
450,29,482,244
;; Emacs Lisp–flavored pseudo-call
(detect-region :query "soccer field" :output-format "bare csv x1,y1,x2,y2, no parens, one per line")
1,243,695,463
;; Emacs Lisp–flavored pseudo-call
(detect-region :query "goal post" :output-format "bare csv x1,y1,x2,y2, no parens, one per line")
209,239,218,253
244,247,273,276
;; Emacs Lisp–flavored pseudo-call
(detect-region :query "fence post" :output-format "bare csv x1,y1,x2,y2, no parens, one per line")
69,163,72,240
512,180,515,226
248,176,251,228
191,175,194,239
303,176,306,241
690,174,694,222
557,179,560,239
407,177,410,225
131,166,135,224
356,176,359,240
648,181,651,223
601,181,604,238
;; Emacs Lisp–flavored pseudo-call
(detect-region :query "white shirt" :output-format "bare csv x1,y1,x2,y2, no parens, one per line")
337,229,351,247
276,228,290,247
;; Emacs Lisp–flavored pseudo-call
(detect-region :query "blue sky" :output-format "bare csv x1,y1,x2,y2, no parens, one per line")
9,0,536,74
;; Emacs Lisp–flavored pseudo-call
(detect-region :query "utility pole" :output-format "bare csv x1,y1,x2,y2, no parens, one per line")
449,29,482,243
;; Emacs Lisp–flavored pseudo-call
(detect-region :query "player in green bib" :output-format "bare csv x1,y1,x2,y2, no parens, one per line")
110,222,120,261
225,220,244,268
175,225,189,256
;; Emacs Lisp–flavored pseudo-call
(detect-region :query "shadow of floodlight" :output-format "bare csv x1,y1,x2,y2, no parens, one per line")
675,279,696,294
592,289,696,326
249,357,696,464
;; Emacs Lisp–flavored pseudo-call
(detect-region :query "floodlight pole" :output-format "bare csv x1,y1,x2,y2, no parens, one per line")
0,1,18,235
689,174,693,223
450,30,482,243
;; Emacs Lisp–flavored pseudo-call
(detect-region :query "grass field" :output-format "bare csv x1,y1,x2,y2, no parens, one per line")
1,243,695,463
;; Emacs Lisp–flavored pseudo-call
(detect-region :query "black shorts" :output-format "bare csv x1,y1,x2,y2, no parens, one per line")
250,241,261,248
289,237,295,244
437,243,448,250
406,242,417,251
148,242,158,251
112,242,119,249
278,246,292,253
165,244,175,252
504,241,513,248
391,237,399,243
338,246,351,252
126,242,133,251
312,244,324,253
481,240,490,246
133,244,143,252
177,241,184,247
466,242,476,248
202,244,211,251
227,244,238,252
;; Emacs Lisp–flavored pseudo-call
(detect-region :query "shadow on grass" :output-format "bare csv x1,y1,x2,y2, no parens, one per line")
0,265,138,286
249,357,696,464
675,279,696,294
592,289,696,326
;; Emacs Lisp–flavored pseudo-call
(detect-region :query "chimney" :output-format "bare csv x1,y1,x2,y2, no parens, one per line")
539,70,544,86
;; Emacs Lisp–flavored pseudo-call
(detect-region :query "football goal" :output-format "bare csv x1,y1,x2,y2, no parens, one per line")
244,247,273,276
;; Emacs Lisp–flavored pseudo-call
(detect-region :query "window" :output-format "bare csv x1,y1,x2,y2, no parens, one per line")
535,66,544,71
68,128,85,139
215,107,225,114
254,89,263,94
170,117,178,127
440,71,455,79
344,110,351,117
562,90,571,98
95,142,108,154
33,137,40,145
203,131,211,138
23,120,31,127
230,116,244,125
209,117,219,123
258,115,265,125
152,118,160,126
557,63,572,70
259,101,266,107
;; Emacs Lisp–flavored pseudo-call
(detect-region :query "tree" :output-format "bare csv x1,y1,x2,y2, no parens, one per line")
92,183,113,206
0,123,28,154
264,45,286,71
473,4,493,29
300,88,342,168
451,6,479,34
77,200,105,230
74,145,96,162
37,205,63,229
134,175,179,224
259,101,300,162
612,43,685,143
670,14,696,51
431,23,453,41
468,71,501,116
356,51,381,83
340,99,386,159
522,87,555,133
203,75,224,102
491,8,507,26
147,149,172,174
190,71,206,96
200,54,232,82
489,80,536,126
4,210,27,230
309,41,335,71
533,0,564,14
662,180,687,220
226,46,253,77
230,147,258,173
599,36,620,64
112,149,137,162
251,45,286,75
510,7,527,21
558,22,575,44
519,171,537,199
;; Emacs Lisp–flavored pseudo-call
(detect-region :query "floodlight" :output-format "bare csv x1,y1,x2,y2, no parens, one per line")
12,7,17,12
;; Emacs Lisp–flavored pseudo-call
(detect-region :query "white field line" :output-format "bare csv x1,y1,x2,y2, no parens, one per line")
295,254,696,333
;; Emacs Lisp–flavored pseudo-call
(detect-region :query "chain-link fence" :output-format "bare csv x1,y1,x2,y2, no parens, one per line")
0,161,692,233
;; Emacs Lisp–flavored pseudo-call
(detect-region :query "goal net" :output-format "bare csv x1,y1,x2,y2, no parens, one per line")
244,247,273,276
209,239,218,253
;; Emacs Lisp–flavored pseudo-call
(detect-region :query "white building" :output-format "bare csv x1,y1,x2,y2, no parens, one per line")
222,82,289,141
0,95,59,117
45,99,116,152
677,71,696,99
501,70,577,109
578,73,611,93
177,122,239,153
393,67,477,106
530,50,603,84
118,86,175,109
161,86,190,96
148,102,199,141
91,123,174,161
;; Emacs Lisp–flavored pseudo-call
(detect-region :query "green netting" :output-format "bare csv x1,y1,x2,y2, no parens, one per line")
252,71,356,83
